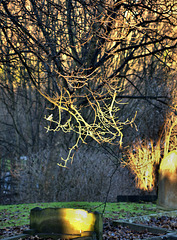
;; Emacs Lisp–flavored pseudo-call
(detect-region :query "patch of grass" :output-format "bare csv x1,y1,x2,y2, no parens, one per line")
0,201,159,228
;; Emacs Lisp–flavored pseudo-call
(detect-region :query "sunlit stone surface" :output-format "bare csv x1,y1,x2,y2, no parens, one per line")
30,207,103,240
158,150,177,209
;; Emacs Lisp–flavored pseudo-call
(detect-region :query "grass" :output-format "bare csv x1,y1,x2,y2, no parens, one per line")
0,201,161,228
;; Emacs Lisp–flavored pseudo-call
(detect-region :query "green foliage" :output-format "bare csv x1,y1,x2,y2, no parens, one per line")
0,159,11,171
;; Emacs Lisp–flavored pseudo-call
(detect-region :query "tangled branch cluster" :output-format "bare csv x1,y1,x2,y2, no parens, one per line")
122,139,161,191
45,87,136,167
122,105,177,191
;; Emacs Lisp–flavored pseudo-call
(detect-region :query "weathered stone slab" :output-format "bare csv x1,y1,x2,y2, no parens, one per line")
1,234,30,240
117,195,157,202
30,207,102,240
158,150,177,210
112,220,177,240
113,220,170,234
167,235,177,240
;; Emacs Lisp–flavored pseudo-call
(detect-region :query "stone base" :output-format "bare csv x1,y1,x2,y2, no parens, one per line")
117,195,157,202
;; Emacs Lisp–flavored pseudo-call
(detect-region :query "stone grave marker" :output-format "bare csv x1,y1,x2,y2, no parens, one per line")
158,150,177,209
30,207,103,240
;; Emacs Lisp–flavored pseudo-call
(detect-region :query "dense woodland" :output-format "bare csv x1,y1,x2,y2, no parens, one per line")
0,0,176,204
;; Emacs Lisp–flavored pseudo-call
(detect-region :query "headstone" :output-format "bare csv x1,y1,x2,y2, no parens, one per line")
30,207,103,240
158,150,177,209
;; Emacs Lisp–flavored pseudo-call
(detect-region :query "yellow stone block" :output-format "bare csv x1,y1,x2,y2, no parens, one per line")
30,207,103,240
